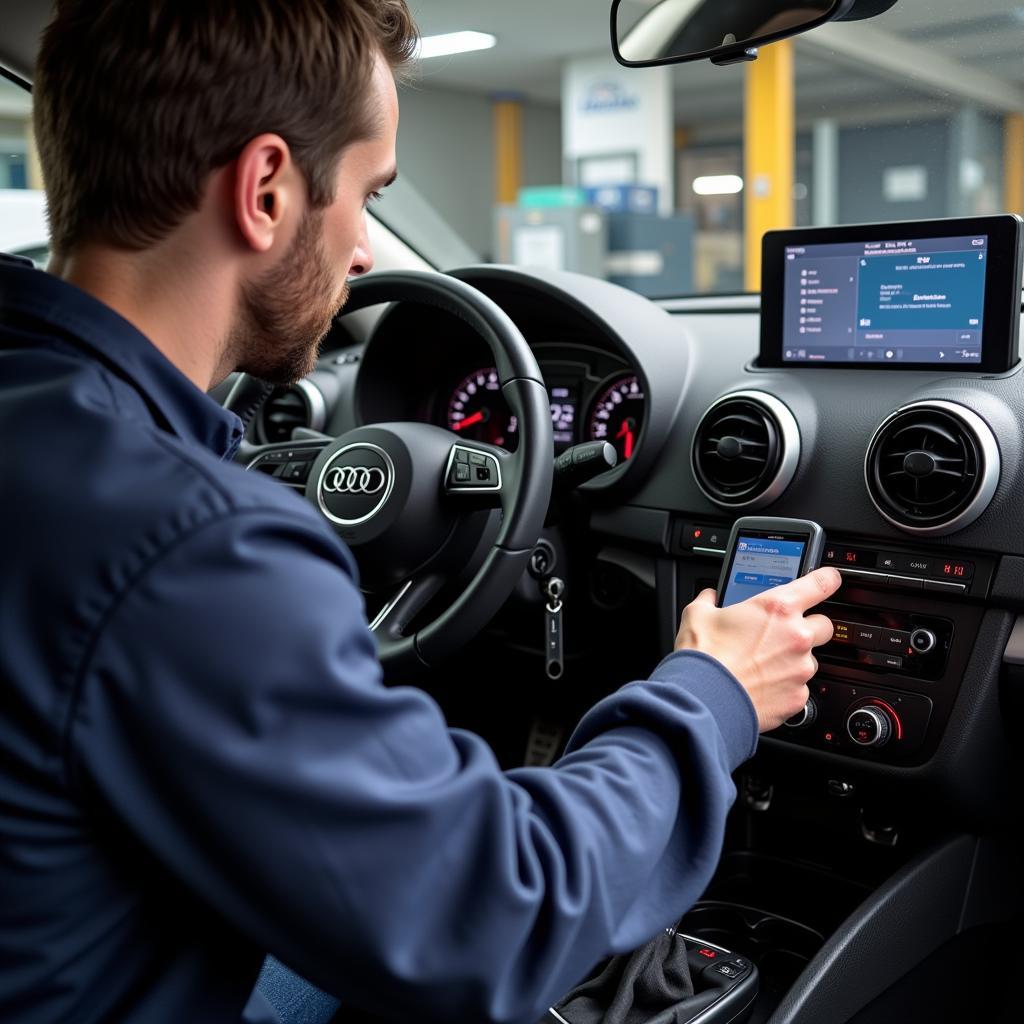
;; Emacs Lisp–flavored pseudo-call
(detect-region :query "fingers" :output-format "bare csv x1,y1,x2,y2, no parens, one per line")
767,567,842,613
689,588,718,608
805,613,835,648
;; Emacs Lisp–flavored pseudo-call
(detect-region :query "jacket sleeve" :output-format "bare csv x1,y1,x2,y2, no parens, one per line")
69,506,758,1024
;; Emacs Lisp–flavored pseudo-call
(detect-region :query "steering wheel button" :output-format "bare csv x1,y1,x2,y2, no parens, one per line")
468,452,487,466
455,449,469,464
454,463,471,483
282,462,310,484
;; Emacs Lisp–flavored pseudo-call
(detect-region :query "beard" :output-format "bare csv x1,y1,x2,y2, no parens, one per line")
230,208,349,385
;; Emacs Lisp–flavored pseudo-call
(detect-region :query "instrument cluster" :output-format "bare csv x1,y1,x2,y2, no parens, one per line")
439,357,646,464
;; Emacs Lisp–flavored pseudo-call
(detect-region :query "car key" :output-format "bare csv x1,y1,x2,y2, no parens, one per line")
541,576,565,681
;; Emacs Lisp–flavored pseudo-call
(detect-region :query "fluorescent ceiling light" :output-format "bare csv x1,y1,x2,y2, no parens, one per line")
692,174,744,196
416,31,496,60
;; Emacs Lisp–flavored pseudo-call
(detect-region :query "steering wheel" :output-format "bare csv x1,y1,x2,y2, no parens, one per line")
226,271,553,676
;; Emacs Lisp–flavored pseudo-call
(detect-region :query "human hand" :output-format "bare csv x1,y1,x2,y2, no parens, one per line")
673,568,841,732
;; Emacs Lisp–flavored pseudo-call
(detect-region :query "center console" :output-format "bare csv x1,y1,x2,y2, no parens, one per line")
671,524,992,766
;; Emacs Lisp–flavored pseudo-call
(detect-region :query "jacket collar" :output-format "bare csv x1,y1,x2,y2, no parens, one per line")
0,256,244,458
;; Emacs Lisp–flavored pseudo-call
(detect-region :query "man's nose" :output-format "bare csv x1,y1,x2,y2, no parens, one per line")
348,214,374,277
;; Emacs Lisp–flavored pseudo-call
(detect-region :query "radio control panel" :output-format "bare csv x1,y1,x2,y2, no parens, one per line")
818,603,951,679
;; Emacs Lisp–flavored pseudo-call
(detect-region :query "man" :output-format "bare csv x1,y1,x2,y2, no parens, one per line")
0,2,839,1022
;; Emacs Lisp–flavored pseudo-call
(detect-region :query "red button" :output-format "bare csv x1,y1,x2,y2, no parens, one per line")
698,948,718,959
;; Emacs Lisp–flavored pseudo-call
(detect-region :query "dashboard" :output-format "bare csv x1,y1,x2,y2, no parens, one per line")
247,222,1024,830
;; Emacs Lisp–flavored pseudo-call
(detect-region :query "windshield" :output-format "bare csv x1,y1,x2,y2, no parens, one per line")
3,3,1022,298
381,0,1023,299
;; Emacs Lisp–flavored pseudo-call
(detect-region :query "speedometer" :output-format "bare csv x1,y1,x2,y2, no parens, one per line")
446,367,518,448
587,373,645,462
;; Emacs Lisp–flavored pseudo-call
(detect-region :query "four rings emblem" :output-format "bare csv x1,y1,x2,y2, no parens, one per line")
316,443,396,528
322,466,387,495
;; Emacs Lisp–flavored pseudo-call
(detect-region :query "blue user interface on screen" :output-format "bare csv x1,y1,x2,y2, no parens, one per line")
782,234,988,365
721,535,806,608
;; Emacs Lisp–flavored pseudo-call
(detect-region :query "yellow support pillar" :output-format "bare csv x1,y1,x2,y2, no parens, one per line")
1004,114,1024,216
744,41,794,292
494,99,522,206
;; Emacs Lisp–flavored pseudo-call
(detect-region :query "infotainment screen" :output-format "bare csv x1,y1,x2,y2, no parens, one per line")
759,216,1023,372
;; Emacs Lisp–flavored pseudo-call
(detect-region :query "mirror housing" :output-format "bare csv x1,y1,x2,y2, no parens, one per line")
611,0,898,69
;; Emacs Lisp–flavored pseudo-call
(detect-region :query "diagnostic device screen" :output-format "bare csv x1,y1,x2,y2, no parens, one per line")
721,533,807,608
781,233,987,366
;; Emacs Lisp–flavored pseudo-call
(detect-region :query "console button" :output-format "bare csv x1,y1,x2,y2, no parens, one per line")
713,963,742,979
910,628,938,654
923,580,966,594
784,699,818,730
878,554,899,572
934,559,974,581
863,651,902,669
832,621,854,645
851,624,880,648
885,575,923,590
880,628,911,652
846,706,893,748
897,555,936,577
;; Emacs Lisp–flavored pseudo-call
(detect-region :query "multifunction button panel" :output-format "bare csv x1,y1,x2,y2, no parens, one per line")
821,542,983,596
672,525,992,599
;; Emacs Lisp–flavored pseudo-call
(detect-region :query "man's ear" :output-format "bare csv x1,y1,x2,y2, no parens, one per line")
233,134,296,254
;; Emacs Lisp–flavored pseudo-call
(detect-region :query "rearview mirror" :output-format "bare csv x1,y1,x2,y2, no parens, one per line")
611,0,897,68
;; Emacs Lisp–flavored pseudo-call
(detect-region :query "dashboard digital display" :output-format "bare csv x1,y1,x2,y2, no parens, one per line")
549,384,577,447
759,216,1023,373
720,534,807,608
783,234,987,366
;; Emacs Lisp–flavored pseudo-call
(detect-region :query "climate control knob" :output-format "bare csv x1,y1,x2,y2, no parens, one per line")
846,706,893,748
909,628,937,654
784,699,818,730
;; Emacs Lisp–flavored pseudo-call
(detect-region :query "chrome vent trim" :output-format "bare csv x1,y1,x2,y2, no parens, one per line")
691,390,800,510
864,399,1000,537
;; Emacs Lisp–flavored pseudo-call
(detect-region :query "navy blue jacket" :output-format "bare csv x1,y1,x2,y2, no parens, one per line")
0,255,758,1024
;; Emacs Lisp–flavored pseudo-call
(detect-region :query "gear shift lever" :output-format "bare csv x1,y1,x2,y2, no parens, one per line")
545,931,757,1024
550,929,694,1024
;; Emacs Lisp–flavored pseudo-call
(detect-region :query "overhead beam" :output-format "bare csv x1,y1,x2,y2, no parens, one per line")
799,22,1024,116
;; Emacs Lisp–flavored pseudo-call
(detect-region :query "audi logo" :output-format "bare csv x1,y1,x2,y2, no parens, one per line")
322,466,387,495
316,443,396,528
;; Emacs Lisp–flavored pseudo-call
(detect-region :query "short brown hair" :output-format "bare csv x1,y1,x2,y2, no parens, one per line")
34,0,417,256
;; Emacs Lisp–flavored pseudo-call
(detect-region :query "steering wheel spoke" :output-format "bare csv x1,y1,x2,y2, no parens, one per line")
369,573,446,642
244,439,331,489
443,441,508,509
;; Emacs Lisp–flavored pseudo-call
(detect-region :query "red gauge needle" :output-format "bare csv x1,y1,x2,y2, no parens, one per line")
616,419,635,460
453,410,485,431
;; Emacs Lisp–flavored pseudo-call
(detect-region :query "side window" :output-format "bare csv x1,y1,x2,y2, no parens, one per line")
0,74,47,266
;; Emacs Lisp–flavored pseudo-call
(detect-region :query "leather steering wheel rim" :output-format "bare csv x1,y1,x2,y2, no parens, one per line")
226,270,553,676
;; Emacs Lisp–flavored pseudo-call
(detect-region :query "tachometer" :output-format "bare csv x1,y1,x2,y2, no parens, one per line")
587,373,645,461
446,367,518,448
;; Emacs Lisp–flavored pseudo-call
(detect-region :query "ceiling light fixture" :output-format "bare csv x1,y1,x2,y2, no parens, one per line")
692,175,744,196
416,31,497,60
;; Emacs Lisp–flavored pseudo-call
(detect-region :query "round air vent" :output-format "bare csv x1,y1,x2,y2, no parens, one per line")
691,391,800,508
865,400,1000,536
257,380,326,444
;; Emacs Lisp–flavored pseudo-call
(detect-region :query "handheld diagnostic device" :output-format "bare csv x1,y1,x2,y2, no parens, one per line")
716,517,826,608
